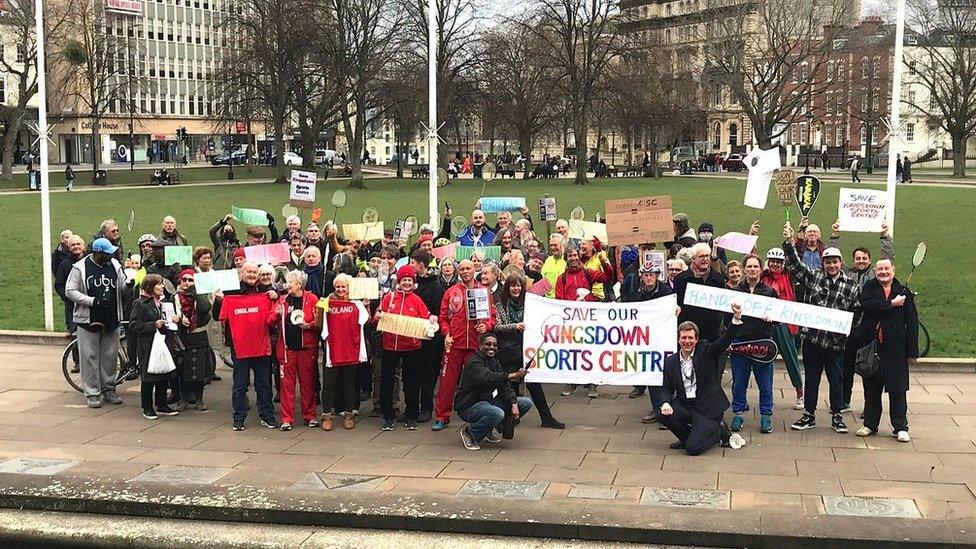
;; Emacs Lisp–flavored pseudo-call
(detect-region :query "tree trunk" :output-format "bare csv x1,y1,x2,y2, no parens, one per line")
951,132,967,177
865,124,873,175
1,120,17,181
345,105,366,189
518,127,532,179
272,110,287,184
572,115,588,186
90,115,100,182
395,116,404,179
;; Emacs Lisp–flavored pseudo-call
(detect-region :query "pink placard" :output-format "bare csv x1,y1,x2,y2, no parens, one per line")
431,241,460,260
714,232,759,255
244,243,291,265
527,278,552,296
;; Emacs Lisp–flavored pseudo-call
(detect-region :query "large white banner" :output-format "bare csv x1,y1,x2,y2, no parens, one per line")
682,284,854,335
522,293,677,386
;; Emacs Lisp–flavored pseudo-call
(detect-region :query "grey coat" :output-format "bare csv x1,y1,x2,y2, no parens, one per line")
64,255,127,325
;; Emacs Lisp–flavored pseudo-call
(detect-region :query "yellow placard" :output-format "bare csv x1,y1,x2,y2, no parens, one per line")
377,313,434,340
342,222,385,242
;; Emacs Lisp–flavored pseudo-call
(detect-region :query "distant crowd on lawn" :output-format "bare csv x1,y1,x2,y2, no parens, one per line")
51,200,918,455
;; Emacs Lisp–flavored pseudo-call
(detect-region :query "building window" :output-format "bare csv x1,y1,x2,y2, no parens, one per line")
15,44,25,63
908,60,917,75
907,89,916,105
906,123,915,142
713,86,722,106
835,125,844,147
860,124,866,145
0,76,6,104
729,123,738,146
712,122,721,149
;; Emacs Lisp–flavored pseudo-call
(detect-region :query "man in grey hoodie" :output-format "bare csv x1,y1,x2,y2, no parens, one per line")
65,238,128,408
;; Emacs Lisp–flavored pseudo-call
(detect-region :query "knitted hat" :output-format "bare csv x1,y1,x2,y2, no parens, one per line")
233,247,246,259
179,268,196,280
417,234,433,245
396,265,416,281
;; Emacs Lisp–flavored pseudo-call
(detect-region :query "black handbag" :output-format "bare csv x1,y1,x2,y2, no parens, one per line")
854,340,881,379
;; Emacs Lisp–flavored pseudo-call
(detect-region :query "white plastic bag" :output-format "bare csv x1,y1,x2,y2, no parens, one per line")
147,331,176,375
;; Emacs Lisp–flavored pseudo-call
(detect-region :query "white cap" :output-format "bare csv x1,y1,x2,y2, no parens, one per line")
822,247,842,260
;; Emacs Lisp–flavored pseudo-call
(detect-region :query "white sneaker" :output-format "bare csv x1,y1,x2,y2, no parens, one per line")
855,426,875,437
792,398,804,410
895,431,911,443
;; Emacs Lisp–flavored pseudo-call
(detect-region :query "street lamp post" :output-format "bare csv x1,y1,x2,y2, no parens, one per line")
804,111,814,175
227,122,235,180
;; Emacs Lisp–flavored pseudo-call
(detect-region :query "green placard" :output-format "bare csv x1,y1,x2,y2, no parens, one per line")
455,245,501,262
232,206,269,226
164,246,193,266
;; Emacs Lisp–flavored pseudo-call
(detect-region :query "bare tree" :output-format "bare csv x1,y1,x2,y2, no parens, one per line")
0,0,45,180
530,0,622,185
701,0,852,149
49,0,144,180
907,0,976,176
483,22,555,177
377,57,426,178
290,16,344,170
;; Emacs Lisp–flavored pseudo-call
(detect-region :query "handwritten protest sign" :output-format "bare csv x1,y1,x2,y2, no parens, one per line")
838,187,886,233
714,232,759,254
244,243,291,265
343,222,385,242
347,277,379,300
479,197,526,213
377,313,435,340
431,241,460,260
743,148,781,209
232,206,269,226
568,219,608,243
642,251,666,272
289,170,316,208
194,269,241,294
527,278,552,296
455,245,501,262
682,284,853,335
523,293,676,386
164,246,192,265
604,196,672,245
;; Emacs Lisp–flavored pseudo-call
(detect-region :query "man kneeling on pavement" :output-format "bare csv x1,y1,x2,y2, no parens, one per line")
658,303,745,455
455,333,532,450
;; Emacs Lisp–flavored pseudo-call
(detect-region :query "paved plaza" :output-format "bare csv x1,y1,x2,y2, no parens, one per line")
0,341,975,546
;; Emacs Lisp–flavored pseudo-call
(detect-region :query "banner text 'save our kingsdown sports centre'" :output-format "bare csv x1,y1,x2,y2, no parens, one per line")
522,293,678,386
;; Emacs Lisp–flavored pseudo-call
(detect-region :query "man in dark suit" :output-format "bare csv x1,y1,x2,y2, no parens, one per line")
659,303,744,455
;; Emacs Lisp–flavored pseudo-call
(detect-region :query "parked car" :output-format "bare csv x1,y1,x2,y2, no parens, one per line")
724,154,745,172
315,149,338,165
283,152,304,165
211,149,247,166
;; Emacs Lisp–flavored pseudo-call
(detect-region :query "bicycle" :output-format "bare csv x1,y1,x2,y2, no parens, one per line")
62,321,139,393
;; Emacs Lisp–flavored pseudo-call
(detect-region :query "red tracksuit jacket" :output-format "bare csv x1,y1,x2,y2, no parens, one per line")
274,290,320,363
374,289,431,352
555,268,599,301
439,281,496,351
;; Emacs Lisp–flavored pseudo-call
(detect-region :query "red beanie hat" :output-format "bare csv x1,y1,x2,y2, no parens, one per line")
417,234,433,245
179,268,196,280
233,247,246,259
396,265,416,281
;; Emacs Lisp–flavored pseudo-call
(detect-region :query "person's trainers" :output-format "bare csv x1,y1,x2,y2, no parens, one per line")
280,422,292,431
586,385,599,398
760,415,773,434
560,384,576,396
839,403,852,413
730,414,744,432
641,412,658,424
260,418,279,429
405,420,418,431
431,420,448,431
86,396,102,409
232,419,245,431
669,440,686,450
485,429,503,443
460,428,480,451
307,419,320,428
628,387,645,398
855,426,876,437
194,400,208,412
831,414,848,434
382,419,395,431
895,430,911,443
791,413,816,431
793,397,804,410
102,391,123,405
417,410,432,423
142,409,158,420
156,406,179,416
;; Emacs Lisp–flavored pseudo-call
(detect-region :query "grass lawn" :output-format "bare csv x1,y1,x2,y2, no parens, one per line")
2,175,972,356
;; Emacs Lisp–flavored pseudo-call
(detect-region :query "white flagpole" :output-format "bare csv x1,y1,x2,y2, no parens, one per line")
885,0,906,237
36,0,54,331
427,0,438,228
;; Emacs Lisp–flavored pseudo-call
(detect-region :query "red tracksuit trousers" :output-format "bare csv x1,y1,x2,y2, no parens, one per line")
279,348,318,424
434,347,475,423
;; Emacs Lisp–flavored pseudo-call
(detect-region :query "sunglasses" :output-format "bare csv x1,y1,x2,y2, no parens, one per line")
181,277,194,282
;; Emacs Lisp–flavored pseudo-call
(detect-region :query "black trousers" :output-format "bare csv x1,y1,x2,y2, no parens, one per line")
420,336,444,414
515,382,557,424
802,341,843,415
322,365,358,415
382,350,423,421
658,399,724,456
141,380,168,412
862,376,908,433
842,338,858,407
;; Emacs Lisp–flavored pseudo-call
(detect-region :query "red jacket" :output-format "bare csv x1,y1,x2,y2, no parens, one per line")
555,268,599,301
439,281,496,351
274,290,320,362
762,269,799,336
374,289,431,352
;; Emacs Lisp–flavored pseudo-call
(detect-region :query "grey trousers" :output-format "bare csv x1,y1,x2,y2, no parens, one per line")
77,327,120,397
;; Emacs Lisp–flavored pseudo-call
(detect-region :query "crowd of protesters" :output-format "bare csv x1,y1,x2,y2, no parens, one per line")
52,200,918,454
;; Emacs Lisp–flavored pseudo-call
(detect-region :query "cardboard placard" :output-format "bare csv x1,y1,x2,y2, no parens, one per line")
289,170,316,208
232,206,269,226
193,269,241,294
377,313,434,340
343,222,385,242
164,246,193,266
431,241,460,260
838,187,887,233
347,277,379,300
393,219,413,242
642,251,666,272
455,245,502,262
604,196,673,245
714,232,759,254
568,219,608,243
479,197,526,213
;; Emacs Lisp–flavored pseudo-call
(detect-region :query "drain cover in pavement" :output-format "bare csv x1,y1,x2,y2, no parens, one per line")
130,465,232,485
291,472,386,492
823,496,921,518
0,458,79,476
640,488,731,509
457,479,549,500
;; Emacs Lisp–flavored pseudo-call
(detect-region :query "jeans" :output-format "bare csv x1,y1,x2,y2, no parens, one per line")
802,341,843,415
730,350,774,416
458,397,532,443
232,356,275,423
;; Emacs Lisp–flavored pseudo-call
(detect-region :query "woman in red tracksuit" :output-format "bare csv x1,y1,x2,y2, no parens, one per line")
275,270,321,431
373,265,435,431
555,248,601,301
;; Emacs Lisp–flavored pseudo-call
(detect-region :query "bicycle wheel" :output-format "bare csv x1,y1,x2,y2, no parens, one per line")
62,339,84,393
918,320,930,358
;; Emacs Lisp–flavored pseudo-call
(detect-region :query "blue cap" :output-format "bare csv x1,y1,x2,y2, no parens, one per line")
92,238,118,254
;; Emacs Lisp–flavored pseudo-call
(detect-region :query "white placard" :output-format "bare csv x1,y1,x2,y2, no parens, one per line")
743,147,781,209
568,219,608,243
838,187,887,233
347,277,379,300
682,284,854,335
522,293,677,386
465,287,490,320
160,302,178,331
289,170,317,207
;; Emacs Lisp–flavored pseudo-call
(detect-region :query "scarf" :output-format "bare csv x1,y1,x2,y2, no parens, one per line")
303,263,324,297
505,299,524,323
177,290,198,331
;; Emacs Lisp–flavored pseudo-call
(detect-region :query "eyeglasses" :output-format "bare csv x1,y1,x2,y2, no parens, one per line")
181,277,194,282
